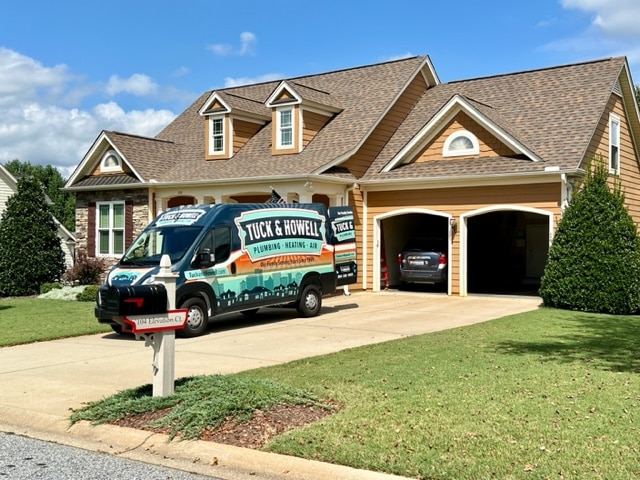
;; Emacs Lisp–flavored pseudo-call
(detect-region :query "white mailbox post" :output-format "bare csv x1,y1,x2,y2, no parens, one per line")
121,254,187,397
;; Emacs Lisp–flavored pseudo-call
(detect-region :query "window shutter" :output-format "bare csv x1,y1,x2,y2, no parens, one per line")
125,199,134,248
87,202,96,257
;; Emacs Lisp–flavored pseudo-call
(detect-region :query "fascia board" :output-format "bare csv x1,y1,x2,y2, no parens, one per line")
266,81,302,107
361,170,577,192
64,131,145,187
198,91,231,116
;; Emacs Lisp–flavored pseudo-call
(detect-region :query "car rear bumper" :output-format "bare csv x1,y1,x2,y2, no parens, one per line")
399,268,447,284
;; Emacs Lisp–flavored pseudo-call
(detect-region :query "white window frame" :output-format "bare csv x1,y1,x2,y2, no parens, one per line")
208,115,225,155
100,150,122,172
276,107,294,149
442,130,480,157
96,201,125,257
609,113,620,174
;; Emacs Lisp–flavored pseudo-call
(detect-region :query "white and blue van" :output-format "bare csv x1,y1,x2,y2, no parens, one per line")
96,202,357,337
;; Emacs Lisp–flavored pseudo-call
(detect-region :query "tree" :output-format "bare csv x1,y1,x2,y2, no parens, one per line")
0,176,66,296
3,159,75,232
539,158,640,314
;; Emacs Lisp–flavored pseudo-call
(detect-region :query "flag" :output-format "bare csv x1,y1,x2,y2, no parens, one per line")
268,189,287,204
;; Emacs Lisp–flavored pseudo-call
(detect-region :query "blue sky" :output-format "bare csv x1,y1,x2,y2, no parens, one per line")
1,0,640,177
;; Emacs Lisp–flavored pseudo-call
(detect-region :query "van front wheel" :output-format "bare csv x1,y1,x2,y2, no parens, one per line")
297,285,322,317
178,297,209,338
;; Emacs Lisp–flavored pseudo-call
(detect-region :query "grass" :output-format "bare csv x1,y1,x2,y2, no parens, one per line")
0,297,110,346
68,306,640,479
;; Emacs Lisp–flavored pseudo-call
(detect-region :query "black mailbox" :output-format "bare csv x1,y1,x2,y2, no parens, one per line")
100,284,168,317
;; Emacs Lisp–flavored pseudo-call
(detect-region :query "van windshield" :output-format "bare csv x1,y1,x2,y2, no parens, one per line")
120,226,202,265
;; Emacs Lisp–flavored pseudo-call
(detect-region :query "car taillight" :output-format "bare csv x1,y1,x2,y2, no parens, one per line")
397,253,403,264
439,253,446,265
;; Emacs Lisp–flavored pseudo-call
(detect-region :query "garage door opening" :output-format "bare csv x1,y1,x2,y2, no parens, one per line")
380,213,449,293
466,210,549,295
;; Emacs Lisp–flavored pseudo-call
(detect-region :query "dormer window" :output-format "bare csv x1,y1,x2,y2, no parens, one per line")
443,130,479,157
210,116,225,154
100,150,122,172
277,107,294,148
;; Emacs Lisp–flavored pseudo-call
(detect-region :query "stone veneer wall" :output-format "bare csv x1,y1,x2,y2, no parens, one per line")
75,189,150,269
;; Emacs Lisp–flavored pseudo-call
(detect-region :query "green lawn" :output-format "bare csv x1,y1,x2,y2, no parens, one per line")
0,297,110,346
70,306,640,479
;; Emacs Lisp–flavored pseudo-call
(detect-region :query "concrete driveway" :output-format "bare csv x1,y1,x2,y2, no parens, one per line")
0,291,541,480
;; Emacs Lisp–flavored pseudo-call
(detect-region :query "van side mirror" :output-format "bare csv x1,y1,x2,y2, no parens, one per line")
192,248,215,268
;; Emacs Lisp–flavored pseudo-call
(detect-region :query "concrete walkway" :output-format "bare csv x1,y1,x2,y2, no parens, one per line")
0,291,541,480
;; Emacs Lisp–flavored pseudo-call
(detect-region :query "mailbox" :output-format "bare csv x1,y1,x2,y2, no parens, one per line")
99,284,168,317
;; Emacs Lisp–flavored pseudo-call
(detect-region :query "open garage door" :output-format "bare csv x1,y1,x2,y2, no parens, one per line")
466,210,549,295
379,212,449,293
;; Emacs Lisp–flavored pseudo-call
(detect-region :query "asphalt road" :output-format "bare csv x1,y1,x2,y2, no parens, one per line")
0,432,217,480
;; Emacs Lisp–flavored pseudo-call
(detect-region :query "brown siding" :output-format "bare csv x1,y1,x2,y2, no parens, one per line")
584,92,640,225
232,119,262,155
343,73,427,178
302,110,330,147
365,183,562,293
415,112,516,163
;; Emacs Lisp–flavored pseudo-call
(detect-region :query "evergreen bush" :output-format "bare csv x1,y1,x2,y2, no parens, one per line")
0,176,66,296
76,284,100,302
539,159,640,314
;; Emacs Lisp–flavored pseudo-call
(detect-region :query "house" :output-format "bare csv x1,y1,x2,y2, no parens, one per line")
0,164,76,268
64,55,640,296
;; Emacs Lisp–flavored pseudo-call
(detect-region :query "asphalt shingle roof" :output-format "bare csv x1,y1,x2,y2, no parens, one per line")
71,55,626,187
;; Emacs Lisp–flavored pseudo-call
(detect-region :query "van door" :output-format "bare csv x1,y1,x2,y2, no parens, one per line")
328,207,357,286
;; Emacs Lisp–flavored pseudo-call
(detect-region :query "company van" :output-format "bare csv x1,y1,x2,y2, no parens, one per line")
95,202,357,337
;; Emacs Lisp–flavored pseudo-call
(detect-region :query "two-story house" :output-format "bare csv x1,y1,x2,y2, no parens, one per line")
64,55,640,296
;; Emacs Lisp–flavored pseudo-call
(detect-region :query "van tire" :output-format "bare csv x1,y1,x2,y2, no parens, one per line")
178,297,209,338
297,285,322,317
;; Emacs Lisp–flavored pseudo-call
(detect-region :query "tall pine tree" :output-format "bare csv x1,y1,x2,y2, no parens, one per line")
539,159,640,314
0,176,66,296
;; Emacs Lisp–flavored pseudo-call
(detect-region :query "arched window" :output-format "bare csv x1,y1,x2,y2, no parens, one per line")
443,130,479,157
100,150,122,172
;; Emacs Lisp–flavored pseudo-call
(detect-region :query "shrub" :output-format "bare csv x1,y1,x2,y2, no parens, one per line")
76,284,100,302
539,158,640,314
40,282,62,294
63,251,107,285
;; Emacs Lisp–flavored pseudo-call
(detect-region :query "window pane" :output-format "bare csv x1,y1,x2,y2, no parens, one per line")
212,118,223,135
213,136,223,152
113,204,124,228
450,136,473,151
99,230,110,255
280,110,292,127
98,205,110,229
281,128,292,146
113,230,124,254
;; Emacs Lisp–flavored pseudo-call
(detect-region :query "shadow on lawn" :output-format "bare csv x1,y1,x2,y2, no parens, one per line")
494,313,640,373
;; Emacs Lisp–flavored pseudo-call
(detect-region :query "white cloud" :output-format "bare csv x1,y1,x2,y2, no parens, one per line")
543,0,640,81
105,73,158,96
0,48,176,177
208,31,256,56
561,0,640,38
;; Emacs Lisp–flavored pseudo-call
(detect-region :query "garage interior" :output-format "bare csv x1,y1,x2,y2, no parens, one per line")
380,210,549,295
467,211,549,294
380,213,448,292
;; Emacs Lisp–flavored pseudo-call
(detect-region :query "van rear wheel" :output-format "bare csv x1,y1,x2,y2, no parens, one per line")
178,297,209,338
297,285,322,317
